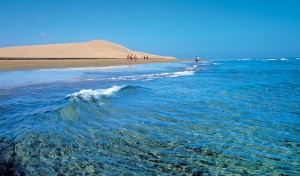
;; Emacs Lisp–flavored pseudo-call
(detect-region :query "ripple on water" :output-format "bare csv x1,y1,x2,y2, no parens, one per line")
1,60,300,175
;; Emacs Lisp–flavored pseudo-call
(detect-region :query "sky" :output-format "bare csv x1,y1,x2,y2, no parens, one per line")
0,0,299,59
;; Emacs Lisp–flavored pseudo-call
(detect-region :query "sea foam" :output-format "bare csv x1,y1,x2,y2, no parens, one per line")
68,85,127,101
280,58,288,61
264,58,277,61
109,65,198,81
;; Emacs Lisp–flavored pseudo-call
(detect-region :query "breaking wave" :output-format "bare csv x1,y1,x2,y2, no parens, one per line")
67,85,135,101
62,85,138,120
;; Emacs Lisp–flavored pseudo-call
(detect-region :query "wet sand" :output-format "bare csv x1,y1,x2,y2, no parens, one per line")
0,58,177,71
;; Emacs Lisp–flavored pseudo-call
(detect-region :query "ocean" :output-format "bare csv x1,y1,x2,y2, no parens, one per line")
0,58,299,175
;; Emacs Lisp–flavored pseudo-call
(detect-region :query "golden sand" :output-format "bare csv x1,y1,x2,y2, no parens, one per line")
0,40,176,71
0,40,174,59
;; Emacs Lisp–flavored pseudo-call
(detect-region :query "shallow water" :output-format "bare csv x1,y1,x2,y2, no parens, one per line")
0,59,299,175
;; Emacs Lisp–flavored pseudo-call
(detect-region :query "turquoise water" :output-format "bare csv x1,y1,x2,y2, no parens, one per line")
0,59,299,175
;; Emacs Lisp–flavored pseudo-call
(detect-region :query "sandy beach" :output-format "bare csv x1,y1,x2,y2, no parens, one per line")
0,58,177,71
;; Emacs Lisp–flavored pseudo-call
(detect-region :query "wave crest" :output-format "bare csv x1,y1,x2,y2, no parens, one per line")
67,85,132,101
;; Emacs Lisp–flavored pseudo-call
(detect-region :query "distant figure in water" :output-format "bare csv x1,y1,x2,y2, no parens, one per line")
195,56,200,62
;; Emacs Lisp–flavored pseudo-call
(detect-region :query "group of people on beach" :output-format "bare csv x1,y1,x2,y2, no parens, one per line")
127,54,149,62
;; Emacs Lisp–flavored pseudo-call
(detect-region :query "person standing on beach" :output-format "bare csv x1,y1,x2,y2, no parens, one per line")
129,54,133,62
134,55,137,62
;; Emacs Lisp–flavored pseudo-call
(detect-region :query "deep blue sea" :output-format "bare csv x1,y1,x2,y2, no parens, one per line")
0,58,299,175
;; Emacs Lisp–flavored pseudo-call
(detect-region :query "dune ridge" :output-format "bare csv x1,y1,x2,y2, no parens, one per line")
0,40,175,59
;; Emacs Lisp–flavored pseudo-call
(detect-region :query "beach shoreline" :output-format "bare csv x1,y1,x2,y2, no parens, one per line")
0,58,177,71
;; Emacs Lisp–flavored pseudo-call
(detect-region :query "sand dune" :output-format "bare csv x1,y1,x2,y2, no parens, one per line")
0,40,177,70
0,40,174,59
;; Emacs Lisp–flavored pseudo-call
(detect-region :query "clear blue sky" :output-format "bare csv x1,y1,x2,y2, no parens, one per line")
0,0,299,59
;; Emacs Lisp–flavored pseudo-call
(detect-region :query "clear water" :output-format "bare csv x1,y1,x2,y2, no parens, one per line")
0,59,299,175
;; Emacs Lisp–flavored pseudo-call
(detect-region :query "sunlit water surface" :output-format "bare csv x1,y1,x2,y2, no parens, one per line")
0,59,299,175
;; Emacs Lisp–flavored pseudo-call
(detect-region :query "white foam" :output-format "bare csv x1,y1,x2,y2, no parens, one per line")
109,70,195,81
263,58,278,61
236,58,251,61
169,71,194,77
68,85,126,101
185,65,198,71
106,64,198,81
280,58,288,61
